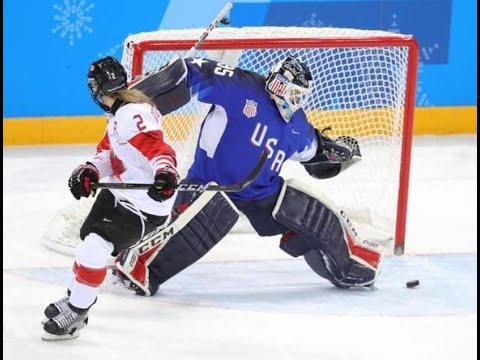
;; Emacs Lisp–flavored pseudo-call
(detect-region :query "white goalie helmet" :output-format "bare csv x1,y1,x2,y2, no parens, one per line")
265,55,313,122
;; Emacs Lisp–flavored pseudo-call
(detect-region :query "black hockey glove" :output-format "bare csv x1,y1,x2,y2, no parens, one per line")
148,166,180,202
68,163,100,200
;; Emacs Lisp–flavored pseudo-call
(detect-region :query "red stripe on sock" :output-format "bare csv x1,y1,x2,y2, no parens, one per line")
76,264,107,288
73,261,80,274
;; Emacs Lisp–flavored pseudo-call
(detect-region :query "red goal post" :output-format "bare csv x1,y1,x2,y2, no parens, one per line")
123,27,418,255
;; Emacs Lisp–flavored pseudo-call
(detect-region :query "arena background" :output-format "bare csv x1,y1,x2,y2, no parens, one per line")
3,0,477,145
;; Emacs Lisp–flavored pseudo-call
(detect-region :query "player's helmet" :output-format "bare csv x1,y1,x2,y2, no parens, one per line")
265,55,313,122
87,56,128,112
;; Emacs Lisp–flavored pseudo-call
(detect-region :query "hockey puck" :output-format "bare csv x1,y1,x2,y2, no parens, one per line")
406,280,420,288
220,17,230,25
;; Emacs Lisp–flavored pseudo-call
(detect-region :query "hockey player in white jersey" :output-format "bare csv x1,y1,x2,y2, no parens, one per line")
113,55,383,297
41,56,180,340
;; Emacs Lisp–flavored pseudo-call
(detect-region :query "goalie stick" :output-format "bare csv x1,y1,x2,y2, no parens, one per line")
128,2,233,88
91,149,268,192
185,2,233,57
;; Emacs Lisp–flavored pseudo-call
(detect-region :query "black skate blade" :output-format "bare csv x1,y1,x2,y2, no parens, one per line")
41,330,80,341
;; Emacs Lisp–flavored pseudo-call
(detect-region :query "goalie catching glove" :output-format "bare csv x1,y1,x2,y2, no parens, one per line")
302,127,362,179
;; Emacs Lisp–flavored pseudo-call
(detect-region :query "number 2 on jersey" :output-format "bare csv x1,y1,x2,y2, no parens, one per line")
134,114,146,131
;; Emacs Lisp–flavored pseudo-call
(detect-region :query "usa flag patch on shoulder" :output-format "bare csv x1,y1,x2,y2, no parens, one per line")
243,99,257,118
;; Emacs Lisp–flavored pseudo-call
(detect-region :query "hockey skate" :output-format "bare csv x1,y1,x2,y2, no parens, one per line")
41,293,70,325
42,303,89,341
41,292,96,325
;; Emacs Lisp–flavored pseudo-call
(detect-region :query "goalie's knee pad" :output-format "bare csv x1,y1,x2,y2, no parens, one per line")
273,179,382,287
115,190,239,295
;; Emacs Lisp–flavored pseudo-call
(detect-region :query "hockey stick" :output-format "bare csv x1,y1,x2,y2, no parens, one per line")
128,2,232,86
185,2,233,58
91,149,268,192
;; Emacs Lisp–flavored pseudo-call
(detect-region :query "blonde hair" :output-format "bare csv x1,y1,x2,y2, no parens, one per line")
115,88,153,105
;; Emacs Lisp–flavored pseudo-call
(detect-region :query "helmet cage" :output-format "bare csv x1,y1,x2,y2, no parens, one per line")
266,72,311,108
87,77,105,111
265,56,312,122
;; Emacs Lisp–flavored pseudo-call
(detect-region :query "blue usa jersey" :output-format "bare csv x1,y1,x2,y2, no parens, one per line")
185,57,317,200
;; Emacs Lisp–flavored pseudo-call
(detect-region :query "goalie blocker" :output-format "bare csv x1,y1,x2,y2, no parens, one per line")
130,56,191,116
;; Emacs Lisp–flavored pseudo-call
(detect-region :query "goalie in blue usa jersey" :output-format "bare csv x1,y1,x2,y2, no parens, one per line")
113,55,383,295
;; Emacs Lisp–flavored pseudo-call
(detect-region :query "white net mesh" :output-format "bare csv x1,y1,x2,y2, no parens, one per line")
43,26,416,255
43,198,95,255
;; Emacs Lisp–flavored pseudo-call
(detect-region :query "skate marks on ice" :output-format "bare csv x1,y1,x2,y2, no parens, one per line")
6,254,476,317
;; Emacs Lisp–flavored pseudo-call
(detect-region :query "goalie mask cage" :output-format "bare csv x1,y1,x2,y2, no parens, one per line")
43,27,418,256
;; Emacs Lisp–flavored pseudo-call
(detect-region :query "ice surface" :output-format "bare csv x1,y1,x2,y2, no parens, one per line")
3,135,477,360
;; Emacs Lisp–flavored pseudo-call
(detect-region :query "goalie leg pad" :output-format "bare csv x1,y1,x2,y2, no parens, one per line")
273,179,382,287
272,180,345,251
303,249,348,288
279,231,312,257
115,191,239,296
304,246,380,288
148,191,239,289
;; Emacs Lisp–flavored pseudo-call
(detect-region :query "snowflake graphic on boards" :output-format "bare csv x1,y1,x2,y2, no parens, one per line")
302,13,332,28
97,41,124,58
52,0,94,46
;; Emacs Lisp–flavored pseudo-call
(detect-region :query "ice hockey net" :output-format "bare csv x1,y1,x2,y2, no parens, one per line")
43,26,418,256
